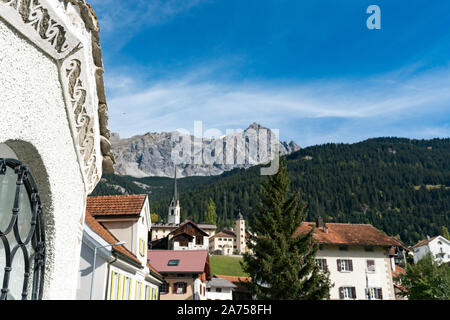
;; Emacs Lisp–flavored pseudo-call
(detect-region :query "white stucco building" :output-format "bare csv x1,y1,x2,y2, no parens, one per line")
206,276,237,300
0,0,114,300
295,218,407,300
77,195,164,300
412,235,450,265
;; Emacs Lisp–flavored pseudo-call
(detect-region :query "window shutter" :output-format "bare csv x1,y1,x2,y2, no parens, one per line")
337,259,341,271
339,287,344,299
349,259,353,271
351,287,356,299
378,288,383,300
323,259,328,271
173,282,177,293
183,282,187,294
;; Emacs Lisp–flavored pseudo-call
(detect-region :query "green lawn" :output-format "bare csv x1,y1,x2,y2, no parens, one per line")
209,255,249,277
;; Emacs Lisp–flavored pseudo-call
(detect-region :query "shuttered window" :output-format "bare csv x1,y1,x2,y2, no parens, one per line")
367,287,383,300
367,260,376,272
315,259,328,271
337,259,353,272
339,287,356,299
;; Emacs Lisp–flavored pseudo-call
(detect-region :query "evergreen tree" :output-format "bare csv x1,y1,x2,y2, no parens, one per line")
441,226,450,241
204,197,217,225
241,159,332,300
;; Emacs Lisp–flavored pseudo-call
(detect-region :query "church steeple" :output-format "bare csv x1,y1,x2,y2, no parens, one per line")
168,164,181,224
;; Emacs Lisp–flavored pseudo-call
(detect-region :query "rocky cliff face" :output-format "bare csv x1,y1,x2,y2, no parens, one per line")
111,123,300,177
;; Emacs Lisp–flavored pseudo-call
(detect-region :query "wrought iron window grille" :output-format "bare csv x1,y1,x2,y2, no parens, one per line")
0,158,46,300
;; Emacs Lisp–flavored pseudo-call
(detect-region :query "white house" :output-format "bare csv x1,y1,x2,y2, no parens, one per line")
295,218,407,300
209,213,250,255
412,235,450,265
0,0,114,299
77,194,165,300
206,276,237,300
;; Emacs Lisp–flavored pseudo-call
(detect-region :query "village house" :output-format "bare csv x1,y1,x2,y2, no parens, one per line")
147,250,211,300
206,275,237,300
295,218,407,300
209,212,250,255
0,0,114,299
215,275,252,300
412,235,450,265
77,194,164,300
151,220,211,251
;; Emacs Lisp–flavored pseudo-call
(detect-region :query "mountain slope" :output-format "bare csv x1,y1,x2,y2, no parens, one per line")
92,137,450,245
110,122,300,177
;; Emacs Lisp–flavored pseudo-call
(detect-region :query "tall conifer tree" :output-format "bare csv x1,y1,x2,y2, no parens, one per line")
242,158,332,299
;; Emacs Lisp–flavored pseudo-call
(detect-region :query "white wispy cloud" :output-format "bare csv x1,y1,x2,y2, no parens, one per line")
105,65,450,145
90,0,208,46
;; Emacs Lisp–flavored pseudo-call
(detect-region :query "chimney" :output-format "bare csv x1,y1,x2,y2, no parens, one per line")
316,216,324,228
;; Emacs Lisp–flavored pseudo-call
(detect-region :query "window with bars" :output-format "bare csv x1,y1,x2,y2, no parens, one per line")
0,158,46,300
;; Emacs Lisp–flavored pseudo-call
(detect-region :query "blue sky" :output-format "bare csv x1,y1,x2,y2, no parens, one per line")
89,0,450,146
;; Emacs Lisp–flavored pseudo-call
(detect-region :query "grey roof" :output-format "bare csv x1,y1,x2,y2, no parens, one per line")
206,276,237,289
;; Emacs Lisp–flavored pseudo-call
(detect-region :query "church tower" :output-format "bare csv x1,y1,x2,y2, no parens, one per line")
235,210,246,254
168,165,181,225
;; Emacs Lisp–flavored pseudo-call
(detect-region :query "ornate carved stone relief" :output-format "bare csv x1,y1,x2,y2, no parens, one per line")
0,0,114,194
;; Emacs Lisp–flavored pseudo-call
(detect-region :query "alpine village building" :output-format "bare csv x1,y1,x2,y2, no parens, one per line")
77,195,164,300
295,218,408,300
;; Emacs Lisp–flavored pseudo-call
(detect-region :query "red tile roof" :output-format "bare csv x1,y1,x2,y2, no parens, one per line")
392,265,406,279
86,194,147,216
412,236,439,248
215,275,251,292
210,230,236,239
147,250,209,273
294,222,403,247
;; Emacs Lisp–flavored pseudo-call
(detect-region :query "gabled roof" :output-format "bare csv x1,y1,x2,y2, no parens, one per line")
294,222,403,247
210,230,236,239
215,275,251,292
86,194,147,216
412,236,440,248
207,276,237,289
169,220,209,237
84,210,142,266
147,250,210,274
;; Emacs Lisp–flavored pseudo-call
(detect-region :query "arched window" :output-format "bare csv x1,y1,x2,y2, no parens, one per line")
0,158,45,300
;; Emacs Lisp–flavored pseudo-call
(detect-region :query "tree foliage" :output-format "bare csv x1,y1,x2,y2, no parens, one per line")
203,197,217,225
93,137,450,245
241,159,332,299
396,253,450,300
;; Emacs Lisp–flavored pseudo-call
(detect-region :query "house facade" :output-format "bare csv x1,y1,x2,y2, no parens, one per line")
295,219,406,300
77,209,164,300
206,275,237,300
209,213,250,255
0,0,114,299
412,235,450,265
152,220,212,251
147,250,211,300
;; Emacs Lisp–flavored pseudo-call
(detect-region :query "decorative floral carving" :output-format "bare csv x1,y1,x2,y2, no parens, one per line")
64,58,100,191
1,0,71,53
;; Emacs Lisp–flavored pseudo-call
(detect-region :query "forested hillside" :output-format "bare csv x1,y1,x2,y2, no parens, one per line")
92,137,450,245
